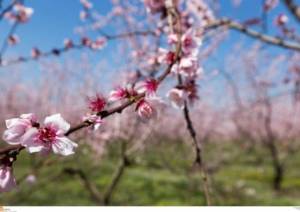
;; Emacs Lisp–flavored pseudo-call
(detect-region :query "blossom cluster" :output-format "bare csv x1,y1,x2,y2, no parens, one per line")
4,3,34,23
1,113,77,192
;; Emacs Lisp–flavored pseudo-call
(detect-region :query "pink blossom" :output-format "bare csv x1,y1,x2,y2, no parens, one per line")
144,0,165,14
22,114,77,156
91,37,106,50
80,0,93,9
8,34,20,46
31,48,41,59
167,88,188,109
64,38,74,49
108,87,128,102
168,33,178,45
157,48,176,65
88,94,106,112
136,79,158,96
172,56,201,78
3,113,37,145
275,14,288,26
81,37,92,47
264,0,278,11
13,4,34,23
181,29,202,55
0,166,16,192
168,30,202,55
136,99,157,119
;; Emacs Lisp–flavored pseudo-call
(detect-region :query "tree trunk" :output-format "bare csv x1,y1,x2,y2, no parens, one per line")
267,142,283,190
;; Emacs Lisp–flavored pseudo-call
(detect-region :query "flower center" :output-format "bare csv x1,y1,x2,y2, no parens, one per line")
38,126,57,143
184,37,193,47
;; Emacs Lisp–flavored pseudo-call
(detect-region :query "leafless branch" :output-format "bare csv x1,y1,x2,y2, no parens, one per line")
206,18,300,51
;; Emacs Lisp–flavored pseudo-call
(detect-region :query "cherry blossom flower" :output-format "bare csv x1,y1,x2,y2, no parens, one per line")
181,29,202,55
0,166,16,192
3,113,37,145
21,114,78,156
264,0,278,11
157,48,176,65
81,37,92,47
172,56,201,78
136,99,157,119
31,48,41,59
13,4,34,23
8,34,20,46
108,87,128,102
136,97,165,120
168,33,178,45
143,0,165,14
88,94,106,112
80,0,93,9
275,14,288,26
91,37,106,50
168,30,202,55
64,38,74,49
136,79,158,97
167,88,188,109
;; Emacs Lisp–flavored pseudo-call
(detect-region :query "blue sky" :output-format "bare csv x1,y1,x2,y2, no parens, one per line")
0,0,296,59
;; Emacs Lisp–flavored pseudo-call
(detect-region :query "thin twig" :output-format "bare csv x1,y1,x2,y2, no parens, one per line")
205,18,300,51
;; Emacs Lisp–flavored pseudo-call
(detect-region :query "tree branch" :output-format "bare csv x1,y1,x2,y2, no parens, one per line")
206,18,300,51
283,0,300,22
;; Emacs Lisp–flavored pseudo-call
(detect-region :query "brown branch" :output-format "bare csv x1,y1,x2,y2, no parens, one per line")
205,18,300,51
182,101,211,206
0,30,156,68
0,22,18,63
0,26,182,164
283,0,300,22
165,0,212,205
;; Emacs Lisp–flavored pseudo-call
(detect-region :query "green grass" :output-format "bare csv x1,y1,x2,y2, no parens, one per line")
0,140,299,206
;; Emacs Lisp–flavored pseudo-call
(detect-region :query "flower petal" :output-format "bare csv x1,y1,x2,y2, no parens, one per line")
44,114,70,134
52,136,78,156
21,128,44,153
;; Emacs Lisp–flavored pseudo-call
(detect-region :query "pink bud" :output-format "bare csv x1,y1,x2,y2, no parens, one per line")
88,94,106,112
275,14,288,26
136,99,156,119
167,88,188,109
3,113,37,145
0,166,16,192
8,34,20,46
137,79,158,97
91,37,106,50
31,48,41,59
63,38,73,49
108,87,128,102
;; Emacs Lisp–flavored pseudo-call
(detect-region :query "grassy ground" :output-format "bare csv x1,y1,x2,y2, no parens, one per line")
0,139,299,206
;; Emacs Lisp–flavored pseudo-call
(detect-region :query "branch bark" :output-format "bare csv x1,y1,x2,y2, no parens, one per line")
205,18,300,51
